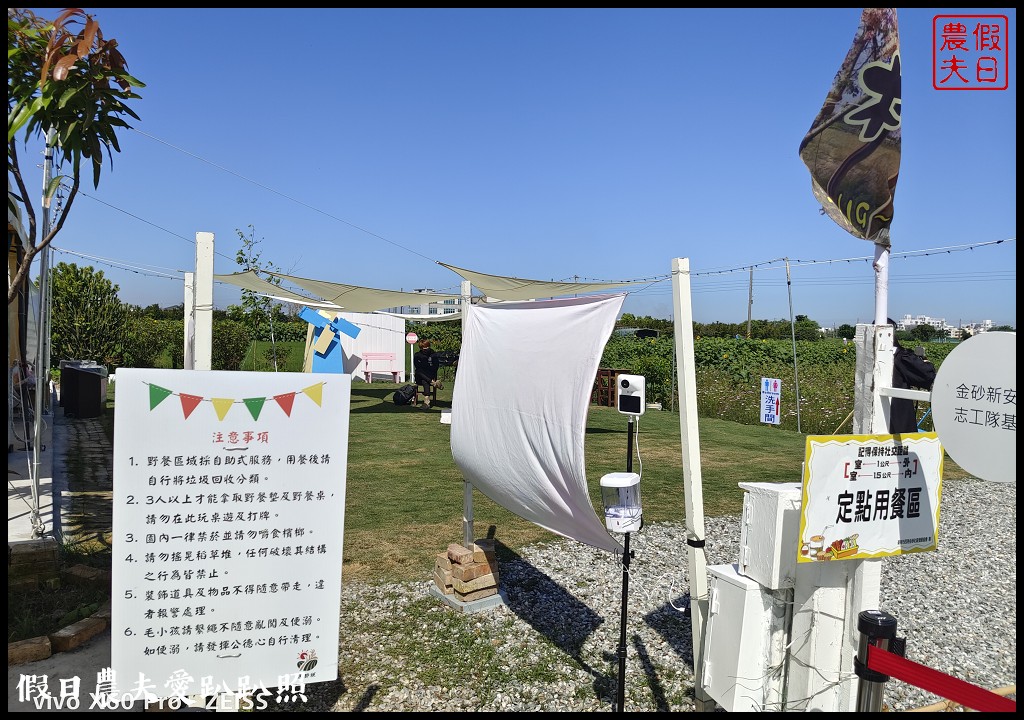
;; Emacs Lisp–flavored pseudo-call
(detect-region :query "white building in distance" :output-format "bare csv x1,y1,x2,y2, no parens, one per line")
896,314,994,338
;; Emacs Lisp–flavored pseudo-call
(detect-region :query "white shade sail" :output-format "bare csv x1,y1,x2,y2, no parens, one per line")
215,270,462,313
450,293,626,554
215,270,338,307
438,262,651,301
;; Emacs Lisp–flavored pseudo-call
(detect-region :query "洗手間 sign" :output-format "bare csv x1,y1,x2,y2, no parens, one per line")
797,433,943,563
760,377,781,425
111,369,350,701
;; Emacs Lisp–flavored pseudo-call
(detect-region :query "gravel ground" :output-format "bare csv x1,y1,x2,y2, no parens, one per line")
277,477,1015,712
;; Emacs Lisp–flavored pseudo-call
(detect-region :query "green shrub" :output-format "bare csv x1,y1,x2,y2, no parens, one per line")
118,314,169,368
211,320,251,371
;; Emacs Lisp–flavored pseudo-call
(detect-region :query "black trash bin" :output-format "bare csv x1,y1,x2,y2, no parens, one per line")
61,363,107,419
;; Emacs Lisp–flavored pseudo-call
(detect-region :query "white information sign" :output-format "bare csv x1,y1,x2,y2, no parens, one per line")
930,331,1016,484
760,377,781,425
798,433,943,563
112,369,350,701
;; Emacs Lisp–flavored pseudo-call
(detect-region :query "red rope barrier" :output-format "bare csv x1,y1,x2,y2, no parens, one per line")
866,645,1016,713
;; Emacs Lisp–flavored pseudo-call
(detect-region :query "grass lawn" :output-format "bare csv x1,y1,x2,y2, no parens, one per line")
342,380,969,583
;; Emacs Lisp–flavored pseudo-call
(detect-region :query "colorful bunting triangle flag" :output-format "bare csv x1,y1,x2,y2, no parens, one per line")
149,384,172,410
302,382,325,407
179,393,203,420
211,398,235,421
274,392,296,417
243,397,266,421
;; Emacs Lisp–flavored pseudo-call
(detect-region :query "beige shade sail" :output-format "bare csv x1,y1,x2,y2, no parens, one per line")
215,270,338,307
215,270,462,313
438,262,652,301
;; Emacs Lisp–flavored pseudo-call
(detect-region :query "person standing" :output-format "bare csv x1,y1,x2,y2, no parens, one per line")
413,339,441,408
888,319,937,434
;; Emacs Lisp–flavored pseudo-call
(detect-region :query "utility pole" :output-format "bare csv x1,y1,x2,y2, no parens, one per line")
785,258,802,433
746,267,753,338
30,128,57,538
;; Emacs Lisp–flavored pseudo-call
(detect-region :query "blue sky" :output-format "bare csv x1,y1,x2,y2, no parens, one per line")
23,7,1016,327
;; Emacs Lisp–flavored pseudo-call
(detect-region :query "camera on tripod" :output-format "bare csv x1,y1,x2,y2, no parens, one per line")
616,374,646,416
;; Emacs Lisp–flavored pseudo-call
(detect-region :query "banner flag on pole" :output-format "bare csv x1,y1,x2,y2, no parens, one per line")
799,8,901,244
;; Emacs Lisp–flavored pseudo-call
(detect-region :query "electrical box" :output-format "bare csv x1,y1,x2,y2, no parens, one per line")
702,563,778,712
738,482,802,590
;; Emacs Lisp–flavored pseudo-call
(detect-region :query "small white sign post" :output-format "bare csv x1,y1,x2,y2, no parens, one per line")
406,332,418,385
760,377,781,425
930,331,1015,484
112,369,350,709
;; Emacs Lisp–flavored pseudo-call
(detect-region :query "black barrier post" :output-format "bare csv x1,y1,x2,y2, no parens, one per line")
855,610,898,711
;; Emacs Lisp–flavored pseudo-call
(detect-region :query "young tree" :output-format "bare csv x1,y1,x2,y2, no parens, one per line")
232,224,282,369
50,262,128,366
8,8,143,305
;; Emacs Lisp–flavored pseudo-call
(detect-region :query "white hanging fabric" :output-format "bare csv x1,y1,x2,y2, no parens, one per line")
450,293,625,554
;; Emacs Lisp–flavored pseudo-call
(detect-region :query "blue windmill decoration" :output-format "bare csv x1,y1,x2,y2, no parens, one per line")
299,306,361,373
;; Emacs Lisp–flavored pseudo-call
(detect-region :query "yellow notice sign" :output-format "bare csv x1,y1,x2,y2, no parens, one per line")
798,433,943,563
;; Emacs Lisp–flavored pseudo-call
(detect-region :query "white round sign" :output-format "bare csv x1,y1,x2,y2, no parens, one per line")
930,331,1015,483
406,332,418,344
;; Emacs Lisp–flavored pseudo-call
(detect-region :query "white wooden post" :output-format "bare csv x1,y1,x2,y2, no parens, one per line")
670,257,712,711
194,232,214,371
460,279,474,547
183,272,196,370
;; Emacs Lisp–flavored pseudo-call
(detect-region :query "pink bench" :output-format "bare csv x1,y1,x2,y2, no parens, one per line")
363,352,401,383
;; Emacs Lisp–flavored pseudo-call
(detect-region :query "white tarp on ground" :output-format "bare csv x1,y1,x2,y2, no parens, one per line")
450,293,625,554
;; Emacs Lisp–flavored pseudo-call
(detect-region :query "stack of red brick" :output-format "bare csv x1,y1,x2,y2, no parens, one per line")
433,539,498,602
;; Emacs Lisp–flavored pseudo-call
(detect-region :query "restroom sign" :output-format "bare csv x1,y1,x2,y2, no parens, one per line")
761,377,781,425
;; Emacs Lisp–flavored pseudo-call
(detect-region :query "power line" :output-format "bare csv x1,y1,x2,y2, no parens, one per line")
52,246,188,277
75,128,1015,297
687,238,1015,277
75,189,239,265
129,127,435,263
